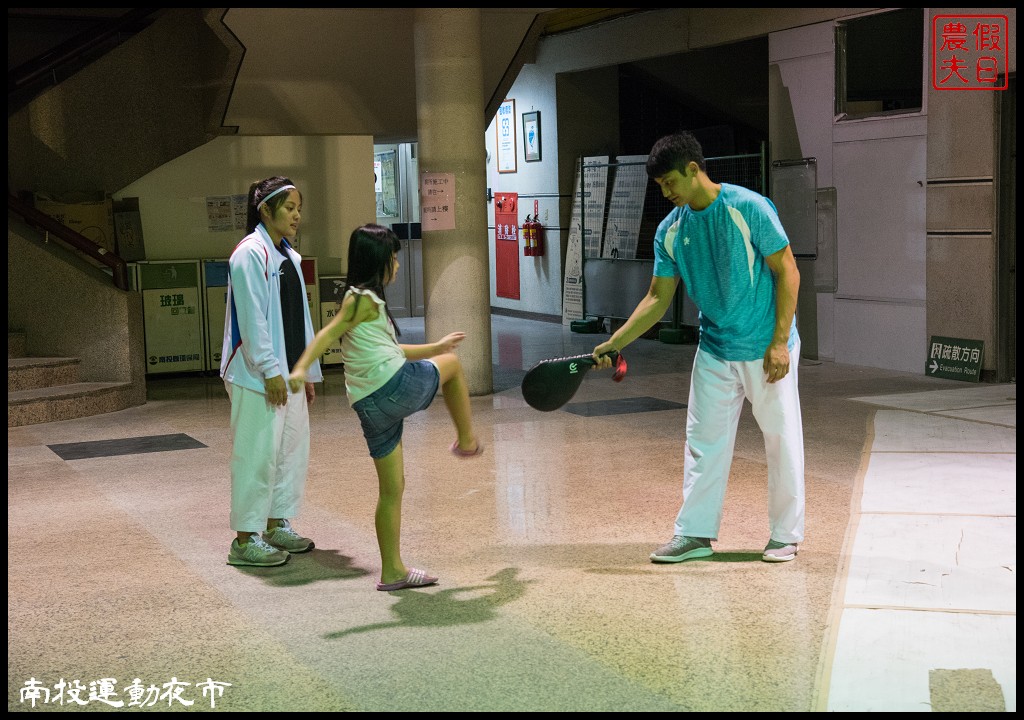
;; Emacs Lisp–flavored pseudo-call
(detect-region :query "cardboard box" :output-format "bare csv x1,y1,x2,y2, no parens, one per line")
33,192,116,253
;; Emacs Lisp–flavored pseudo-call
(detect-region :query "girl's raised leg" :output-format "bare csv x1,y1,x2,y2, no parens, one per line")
432,353,478,453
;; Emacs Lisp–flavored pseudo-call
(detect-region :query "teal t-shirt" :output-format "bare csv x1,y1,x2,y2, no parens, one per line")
652,183,798,361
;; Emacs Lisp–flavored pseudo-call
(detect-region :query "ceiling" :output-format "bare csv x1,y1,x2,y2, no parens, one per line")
8,8,650,143
217,8,650,141
9,7,771,158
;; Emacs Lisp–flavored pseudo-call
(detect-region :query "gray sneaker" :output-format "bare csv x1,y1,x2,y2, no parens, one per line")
262,520,314,553
650,535,713,563
227,535,289,567
762,539,798,562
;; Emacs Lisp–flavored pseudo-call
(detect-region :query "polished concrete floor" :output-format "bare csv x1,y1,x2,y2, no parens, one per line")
8,315,1016,711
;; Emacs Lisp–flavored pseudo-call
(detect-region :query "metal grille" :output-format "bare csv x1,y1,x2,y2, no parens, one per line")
578,147,766,261
707,153,766,194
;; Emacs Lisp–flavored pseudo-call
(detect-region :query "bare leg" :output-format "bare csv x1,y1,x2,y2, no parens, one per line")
432,352,477,451
373,442,408,584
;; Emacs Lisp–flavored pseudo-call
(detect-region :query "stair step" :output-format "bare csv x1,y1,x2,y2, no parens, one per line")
8,357,81,391
8,380,128,403
8,381,134,427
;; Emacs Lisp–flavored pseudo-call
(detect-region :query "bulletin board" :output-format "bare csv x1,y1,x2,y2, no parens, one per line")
770,158,817,259
496,99,517,173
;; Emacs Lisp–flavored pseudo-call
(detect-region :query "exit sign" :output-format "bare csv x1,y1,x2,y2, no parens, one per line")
926,336,984,382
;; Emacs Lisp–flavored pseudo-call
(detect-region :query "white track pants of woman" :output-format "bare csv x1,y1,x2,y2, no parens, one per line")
227,382,310,533
674,341,805,544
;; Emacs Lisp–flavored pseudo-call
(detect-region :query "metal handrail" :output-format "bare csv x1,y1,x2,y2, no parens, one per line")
8,8,162,94
8,192,129,291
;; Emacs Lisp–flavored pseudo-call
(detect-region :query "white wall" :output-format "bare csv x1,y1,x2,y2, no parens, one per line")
769,23,836,186
770,22,838,361
770,15,930,374
833,124,928,373
115,135,376,276
485,65,563,315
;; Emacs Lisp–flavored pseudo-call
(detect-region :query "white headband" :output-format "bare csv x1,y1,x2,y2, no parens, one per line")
257,184,297,210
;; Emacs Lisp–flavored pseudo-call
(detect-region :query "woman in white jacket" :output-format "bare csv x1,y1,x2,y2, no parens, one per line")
220,176,323,567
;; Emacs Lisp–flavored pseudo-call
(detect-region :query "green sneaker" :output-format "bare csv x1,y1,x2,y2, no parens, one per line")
227,535,289,567
762,539,798,562
650,535,713,563
262,520,314,554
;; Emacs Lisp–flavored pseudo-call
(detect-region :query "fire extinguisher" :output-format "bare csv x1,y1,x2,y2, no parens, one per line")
523,214,535,256
533,215,545,257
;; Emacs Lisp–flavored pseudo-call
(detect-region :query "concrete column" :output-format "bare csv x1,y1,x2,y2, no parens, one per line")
413,8,493,395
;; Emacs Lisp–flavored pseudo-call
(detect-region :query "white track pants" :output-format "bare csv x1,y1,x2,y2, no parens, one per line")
674,341,805,543
226,382,310,533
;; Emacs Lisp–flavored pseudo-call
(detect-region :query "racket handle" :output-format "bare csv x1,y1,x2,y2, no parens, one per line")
611,352,627,382
584,350,617,367
590,350,627,381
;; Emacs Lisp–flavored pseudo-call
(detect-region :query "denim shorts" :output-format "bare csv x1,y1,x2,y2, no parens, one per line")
352,360,440,459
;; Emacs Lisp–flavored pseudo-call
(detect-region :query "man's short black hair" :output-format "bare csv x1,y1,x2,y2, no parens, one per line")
646,131,706,179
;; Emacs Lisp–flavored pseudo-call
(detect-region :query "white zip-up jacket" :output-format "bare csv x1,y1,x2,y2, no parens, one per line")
220,224,323,393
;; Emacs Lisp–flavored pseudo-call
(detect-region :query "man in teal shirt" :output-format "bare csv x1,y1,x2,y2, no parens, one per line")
593,131,805,563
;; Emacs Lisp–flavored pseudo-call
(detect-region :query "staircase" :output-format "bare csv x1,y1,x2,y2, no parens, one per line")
8,331,135,427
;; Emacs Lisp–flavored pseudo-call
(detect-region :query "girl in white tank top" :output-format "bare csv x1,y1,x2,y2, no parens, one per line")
287,223,484,592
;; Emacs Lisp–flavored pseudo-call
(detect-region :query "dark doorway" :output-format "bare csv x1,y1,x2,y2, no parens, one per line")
997,73,1016,382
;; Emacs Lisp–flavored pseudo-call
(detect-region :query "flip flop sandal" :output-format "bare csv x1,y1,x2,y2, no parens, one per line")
376,567,439,591
450,439,484,458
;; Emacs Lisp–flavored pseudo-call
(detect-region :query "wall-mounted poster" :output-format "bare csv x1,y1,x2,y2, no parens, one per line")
496,99,516,174
420,172,455,231
523,111,541,162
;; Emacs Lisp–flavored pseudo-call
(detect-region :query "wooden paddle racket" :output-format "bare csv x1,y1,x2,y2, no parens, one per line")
521,351,627,412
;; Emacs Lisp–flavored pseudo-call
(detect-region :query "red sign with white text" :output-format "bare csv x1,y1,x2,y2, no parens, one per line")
494,192,520,299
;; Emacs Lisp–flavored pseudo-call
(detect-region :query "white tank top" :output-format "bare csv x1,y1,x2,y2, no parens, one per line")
339,287,406,404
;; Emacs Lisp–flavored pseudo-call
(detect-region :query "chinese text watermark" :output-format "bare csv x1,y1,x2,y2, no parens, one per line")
933,15,1009,90
18,677,232,709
